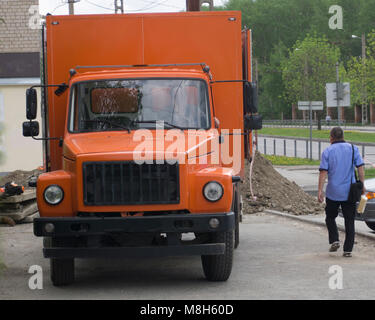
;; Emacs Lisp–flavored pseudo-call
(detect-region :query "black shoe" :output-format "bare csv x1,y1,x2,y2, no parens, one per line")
329,241,340,252
343,252,352,257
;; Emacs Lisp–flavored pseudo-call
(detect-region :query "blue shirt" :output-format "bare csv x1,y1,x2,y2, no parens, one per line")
319,141,364,201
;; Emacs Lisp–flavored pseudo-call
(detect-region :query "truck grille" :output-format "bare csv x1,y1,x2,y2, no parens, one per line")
83,161,180,206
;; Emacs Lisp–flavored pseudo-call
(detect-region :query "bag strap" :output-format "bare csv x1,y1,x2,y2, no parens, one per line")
351,144,359,182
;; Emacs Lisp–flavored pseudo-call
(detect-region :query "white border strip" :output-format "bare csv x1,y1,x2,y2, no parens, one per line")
0,78,41,86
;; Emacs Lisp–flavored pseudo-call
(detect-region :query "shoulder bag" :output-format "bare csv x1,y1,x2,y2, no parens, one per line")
347,144,363,203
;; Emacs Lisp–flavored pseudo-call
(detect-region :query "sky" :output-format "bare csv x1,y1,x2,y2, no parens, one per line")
39,0,228,16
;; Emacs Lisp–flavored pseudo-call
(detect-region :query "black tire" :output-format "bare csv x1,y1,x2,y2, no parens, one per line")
201,230,234,281
365,221,375,231
50,258,75,286
48,237,75,286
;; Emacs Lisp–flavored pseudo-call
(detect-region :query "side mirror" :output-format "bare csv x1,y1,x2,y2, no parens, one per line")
23,121,39,137
244,114,262,131
243,81,258,114
26,88,37,120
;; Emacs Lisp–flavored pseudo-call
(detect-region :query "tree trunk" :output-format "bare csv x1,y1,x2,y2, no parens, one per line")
355,104,361,123
292,103,297,120
340,107,345,122
370,102,375,125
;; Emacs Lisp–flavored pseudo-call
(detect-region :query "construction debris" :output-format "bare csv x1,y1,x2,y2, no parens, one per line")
0,168,43,190
0,216,16,227
0,190,38,225
0,168,42,226
0,182,24,197
242,152,325,215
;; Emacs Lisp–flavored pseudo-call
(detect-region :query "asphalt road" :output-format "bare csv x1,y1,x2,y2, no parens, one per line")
1,213,375,300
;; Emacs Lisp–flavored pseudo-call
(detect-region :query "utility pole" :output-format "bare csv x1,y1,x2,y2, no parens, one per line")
362,33,368,125
69,1,74,15
255,58,258,93
336,62,340,125
303,54,313,161
67,0,80,15
115,0,124,13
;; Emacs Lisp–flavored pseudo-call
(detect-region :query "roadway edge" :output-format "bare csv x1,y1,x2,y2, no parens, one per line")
263,209,375,241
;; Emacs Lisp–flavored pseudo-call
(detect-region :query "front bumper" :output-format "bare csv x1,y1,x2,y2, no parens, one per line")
34,212,234,237
34,212,235,258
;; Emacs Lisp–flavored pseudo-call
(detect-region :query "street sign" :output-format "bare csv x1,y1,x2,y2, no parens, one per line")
297,101,323,161
297,101,324,111
326,82,350,107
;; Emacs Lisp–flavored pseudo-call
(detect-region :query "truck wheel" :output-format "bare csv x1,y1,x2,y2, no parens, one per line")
365,221,375,231
50,258,75,286
48,237,75,286
201,230,234,281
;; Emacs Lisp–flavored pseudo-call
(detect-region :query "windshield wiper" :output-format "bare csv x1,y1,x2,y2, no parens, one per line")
83,119,131,133
132,120,185,130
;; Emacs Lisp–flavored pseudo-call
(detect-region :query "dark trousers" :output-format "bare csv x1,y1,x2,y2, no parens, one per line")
325,197,356,252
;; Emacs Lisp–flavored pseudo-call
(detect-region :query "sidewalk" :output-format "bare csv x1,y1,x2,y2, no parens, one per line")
271,165,375,240
275,165,320,196
264,209,375,241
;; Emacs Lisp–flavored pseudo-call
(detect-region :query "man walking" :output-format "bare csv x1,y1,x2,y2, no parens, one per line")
318,127,365,257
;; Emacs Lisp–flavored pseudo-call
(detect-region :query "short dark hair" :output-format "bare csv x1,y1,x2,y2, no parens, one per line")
330,127,344,141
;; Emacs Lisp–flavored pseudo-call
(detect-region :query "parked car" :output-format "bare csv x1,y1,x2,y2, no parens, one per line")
356,178,375,231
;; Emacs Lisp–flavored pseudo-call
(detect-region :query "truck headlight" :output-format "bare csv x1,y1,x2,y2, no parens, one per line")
44,185,64,205
203,181,224,202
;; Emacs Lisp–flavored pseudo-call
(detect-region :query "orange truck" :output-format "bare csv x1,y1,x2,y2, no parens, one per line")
23,10,261,286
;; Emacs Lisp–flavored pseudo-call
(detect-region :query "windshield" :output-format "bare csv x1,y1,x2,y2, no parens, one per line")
68,78,211,132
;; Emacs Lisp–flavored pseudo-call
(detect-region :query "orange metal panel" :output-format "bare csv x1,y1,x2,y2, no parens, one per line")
46,14,144,170
46,12,243,171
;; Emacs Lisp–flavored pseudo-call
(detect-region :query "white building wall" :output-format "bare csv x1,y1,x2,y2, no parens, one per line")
0,82,42,172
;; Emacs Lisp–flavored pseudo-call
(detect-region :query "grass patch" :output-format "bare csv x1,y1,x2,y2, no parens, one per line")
264,155,320,166
264,155,375,179
260,127,375,143
366,168,375,179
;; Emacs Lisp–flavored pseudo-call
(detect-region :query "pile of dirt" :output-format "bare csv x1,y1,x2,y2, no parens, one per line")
242,152,324,215
0,168,43,190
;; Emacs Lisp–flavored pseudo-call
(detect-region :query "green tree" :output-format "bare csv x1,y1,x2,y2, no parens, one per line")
258,42,289,118
281,34,340,114
224,0,375,119
225,0,338,119
346,30,375,106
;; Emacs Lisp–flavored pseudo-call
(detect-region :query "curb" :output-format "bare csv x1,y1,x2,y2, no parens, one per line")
274,165,319,170
263,209,375,241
